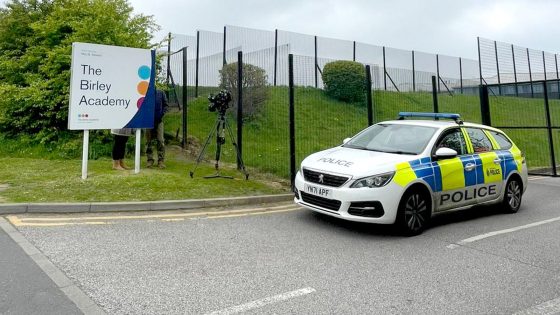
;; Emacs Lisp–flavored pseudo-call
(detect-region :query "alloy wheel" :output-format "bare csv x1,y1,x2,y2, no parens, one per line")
404,193,428,231
507,180,521,209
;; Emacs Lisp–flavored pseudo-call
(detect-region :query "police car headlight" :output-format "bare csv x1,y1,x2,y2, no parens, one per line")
350,172,394,188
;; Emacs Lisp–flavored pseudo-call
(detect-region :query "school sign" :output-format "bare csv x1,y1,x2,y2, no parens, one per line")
68,42,155,130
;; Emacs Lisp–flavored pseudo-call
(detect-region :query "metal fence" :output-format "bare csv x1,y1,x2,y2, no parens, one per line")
163,25,482,180
163,26,559,180
165,25,479,94
478,37,560,97
481,80,560,176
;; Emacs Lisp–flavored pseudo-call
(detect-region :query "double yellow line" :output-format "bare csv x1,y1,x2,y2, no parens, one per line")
7,204,302,227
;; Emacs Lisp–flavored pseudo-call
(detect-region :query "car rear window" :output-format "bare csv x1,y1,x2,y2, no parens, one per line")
489,130,513,150
465,128,493,153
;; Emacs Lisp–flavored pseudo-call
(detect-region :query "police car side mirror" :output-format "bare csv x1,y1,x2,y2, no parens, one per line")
434,147,458,160
342,138,351,144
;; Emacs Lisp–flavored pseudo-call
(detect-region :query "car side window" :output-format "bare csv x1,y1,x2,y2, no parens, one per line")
435,128,467,155
466,128,493,153
488,130,513,150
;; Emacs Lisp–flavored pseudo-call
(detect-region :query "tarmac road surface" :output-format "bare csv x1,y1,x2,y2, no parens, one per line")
2,176,560,314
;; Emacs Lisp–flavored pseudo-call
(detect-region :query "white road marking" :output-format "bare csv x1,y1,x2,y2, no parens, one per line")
205,287,316,315
448,216,560,248
512,296,560,315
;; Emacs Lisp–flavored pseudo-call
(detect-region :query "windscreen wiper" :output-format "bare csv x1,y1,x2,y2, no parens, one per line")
381,150,417,155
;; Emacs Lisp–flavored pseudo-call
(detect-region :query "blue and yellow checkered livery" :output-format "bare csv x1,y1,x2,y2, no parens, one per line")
393,147,523,192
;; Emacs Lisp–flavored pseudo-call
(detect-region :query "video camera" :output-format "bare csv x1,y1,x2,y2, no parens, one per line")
208,90,232,115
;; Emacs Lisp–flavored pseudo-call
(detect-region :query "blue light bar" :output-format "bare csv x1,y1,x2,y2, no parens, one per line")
398,112,461,120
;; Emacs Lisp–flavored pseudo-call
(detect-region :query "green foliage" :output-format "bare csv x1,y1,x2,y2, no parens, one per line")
322,60,366,103
219,62,269,120
0,0,159,144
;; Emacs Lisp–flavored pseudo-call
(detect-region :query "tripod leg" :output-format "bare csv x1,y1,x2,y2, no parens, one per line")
224,120,250,180
214,119,225,171
204,116,233,179
190,117,220,178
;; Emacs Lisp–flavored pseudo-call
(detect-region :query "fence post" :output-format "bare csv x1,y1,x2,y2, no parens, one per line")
353,41,356,62
383,46,387,91
274,29,278,86
289,54,296,188
237,51,243,170
512,44,519,96
314,36,318,88
431,75,439,116
436,54,441,93
365,65,373,126
459,57,463,94
479,85,491,126
166,32,171,86
542,51,548,81
543,51,548,101
195,31,200,97
555,54,560,99
543,82,558,176
223,26,227,66
412,50,416,92
182,47,188,149
527,48,534,97
494,41,501,95
477,37,483,86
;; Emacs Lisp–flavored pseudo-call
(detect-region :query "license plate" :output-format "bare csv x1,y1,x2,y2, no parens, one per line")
304,183,332,198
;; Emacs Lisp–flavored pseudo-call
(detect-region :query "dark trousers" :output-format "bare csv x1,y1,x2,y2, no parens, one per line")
112,135,129,160
146,121,165,162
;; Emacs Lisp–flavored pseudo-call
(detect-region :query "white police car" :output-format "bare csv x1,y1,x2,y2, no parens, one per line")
294,112,528,235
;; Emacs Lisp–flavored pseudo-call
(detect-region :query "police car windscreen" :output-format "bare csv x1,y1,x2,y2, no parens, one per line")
343,124,437,155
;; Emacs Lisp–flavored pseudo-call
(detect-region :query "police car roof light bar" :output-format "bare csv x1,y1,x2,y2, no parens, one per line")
397,112,463,124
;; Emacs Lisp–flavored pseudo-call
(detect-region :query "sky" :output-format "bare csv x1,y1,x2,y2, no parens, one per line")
127,0,560,60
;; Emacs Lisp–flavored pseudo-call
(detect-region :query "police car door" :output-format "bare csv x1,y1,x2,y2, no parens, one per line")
432,128,474,211
465,127,503,204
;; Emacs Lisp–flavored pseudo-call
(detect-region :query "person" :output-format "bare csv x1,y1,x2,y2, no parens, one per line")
111,128,134,170
146,89,169,168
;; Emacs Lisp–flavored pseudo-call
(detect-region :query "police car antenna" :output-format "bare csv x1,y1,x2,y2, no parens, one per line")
397,112,463,125
189,90,249,180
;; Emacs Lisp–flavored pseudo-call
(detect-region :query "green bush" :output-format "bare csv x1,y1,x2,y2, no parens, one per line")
219,62,269,121
322,60,366,103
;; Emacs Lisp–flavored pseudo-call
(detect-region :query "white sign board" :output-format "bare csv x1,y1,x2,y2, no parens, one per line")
68,42,155,130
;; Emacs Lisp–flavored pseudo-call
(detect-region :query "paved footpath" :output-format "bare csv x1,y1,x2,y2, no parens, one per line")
0,224,80,314
0,217,106,314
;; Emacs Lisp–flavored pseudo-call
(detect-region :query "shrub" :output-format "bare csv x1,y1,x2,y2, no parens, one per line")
219,62,269,121
322,60,366,103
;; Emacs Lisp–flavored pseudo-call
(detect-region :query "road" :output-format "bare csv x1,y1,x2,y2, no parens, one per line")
2,176,560,314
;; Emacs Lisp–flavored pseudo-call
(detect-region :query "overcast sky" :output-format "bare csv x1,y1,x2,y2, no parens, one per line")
127,0,559,60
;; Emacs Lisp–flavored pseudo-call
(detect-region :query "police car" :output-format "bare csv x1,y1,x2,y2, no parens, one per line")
294,112,528,235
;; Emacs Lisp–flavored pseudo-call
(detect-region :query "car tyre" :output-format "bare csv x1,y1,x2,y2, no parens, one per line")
396,188,431,236
502,177,522,213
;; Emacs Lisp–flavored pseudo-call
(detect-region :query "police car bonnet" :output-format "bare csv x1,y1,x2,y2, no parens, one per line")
309,147,419,175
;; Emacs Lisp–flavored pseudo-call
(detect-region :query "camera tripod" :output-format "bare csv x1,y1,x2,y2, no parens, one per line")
189,112,249,180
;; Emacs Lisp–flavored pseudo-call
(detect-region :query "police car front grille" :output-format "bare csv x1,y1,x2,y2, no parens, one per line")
303,169,349,187
300,192,341,211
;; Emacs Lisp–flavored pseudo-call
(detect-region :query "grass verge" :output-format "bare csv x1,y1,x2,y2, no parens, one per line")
0,146,289,203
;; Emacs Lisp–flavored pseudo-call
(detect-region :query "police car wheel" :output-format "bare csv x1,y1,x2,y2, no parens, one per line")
503,177,522,213
397,189,431,236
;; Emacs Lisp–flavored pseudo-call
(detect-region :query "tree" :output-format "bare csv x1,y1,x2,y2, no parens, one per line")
0,0,159,143
219,62,269,121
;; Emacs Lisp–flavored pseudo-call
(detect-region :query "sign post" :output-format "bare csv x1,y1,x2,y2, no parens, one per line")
68,42,156,179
